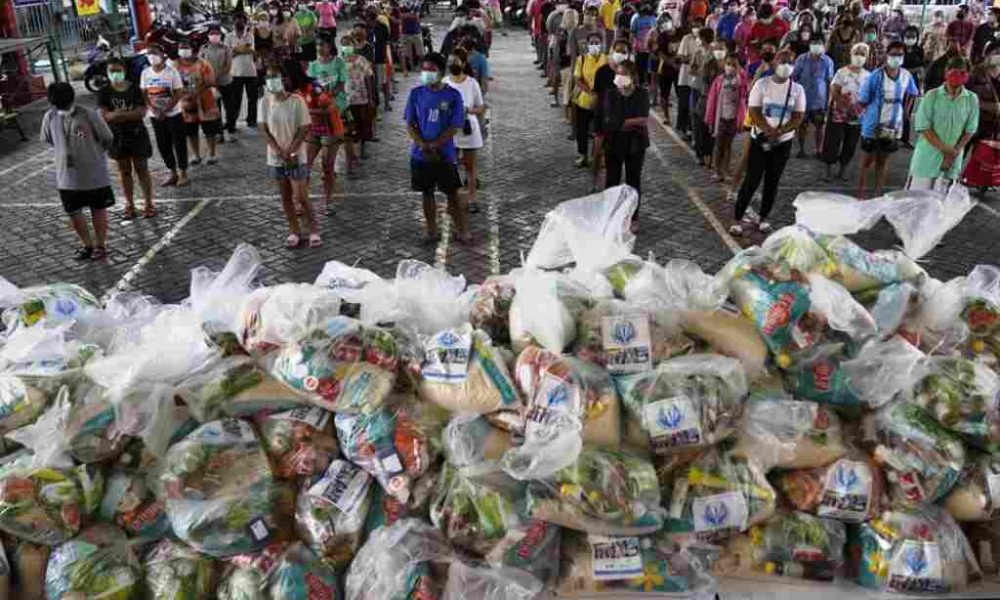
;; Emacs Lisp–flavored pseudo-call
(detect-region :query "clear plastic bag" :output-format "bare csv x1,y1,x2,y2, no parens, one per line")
812,234,924,293
238,284,343,353
761,225,836,279
269,316,399,413
806,273,878,340
7,386,75,469
44,524,141,600
616,354,747,458
785,344,862,410
443,560,543,600
749,511,847,581
882,185,975,259
840,336,928,409
862,400,966,506
469,276,518,346
484,518,562,587
142,537,218,600
345,519,450,600
731,396,847,470
773,455,885,523
525,185,638,271
218,541,340,600
525,446,665,536
0,280,101,336
964,265,1000,336
430,463,525,557
508,269,578,354
0,375,47,437
391,260,474,336
910,357,1000,450
443,416,511,468
793,191,891,235
871,282,919,338
575,300,693,371
417,326,520,414
0,323,99,388
849,505,980,594
97,469,170,540
943,454,1000,522
728,267,820,366
363,465,441,534
161,418,279,557
907,275,970,354
662,446,776,543
255,406,338,480
173,356,280,423
295,459,373,569
314,260,384,303
187,243,262,344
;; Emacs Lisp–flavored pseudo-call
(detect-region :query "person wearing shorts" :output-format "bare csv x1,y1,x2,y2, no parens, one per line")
344,34,376,168
41,82,116,260
172,39,222,165
305,35,348,211
260,63,322,248
400,4,424,75
791,39,834,158
98,57,155,220
405,53,469,244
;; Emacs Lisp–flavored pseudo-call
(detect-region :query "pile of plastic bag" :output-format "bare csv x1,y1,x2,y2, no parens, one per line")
0,186,997,598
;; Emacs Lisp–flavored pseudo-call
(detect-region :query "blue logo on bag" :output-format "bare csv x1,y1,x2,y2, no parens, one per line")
547,384,568,406
53,297,79,318
703,501,729,527
439,331,460,347
657,404,683,429
835,465,859,491
613,321,636,344
904,546,927,575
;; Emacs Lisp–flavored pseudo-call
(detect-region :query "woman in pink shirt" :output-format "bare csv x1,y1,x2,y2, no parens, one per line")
315,0,342,38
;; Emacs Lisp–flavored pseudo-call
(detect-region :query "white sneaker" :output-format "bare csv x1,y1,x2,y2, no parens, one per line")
744,206,761,225
758,221,773,233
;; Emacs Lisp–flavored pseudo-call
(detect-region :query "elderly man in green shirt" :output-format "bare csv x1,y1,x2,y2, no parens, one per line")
908,56,980,192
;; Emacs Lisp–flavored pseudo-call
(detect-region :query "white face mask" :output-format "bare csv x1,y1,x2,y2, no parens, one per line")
713,49,726,61
610,51,628,64
178,48,193,59
283,11,292,18
148,54,163,66
269,8,279,15
851,54,866,67
810,43,824,55
800,31,811,41
265,77,284,93
904,37,917,46
774,63,794,79
588,44,602,55
886,55,904,69
613,74,632,89
691,27,700,36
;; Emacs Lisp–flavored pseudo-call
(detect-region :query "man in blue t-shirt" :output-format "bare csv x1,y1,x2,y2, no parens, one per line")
405,52,469,243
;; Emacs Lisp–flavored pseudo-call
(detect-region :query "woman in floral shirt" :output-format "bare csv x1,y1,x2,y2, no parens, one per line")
821,43,869,182
342,33,375,173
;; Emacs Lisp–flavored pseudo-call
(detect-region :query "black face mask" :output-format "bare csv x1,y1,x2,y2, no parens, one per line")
761,51,776,63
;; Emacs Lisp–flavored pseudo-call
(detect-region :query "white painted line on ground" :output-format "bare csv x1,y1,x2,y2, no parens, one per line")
486,105,500,276
1,191,425,209
9,162,54,187
978,201,1000,218
648,116,742,254
434,203,452,269
100,199,212,303
0,149,52,178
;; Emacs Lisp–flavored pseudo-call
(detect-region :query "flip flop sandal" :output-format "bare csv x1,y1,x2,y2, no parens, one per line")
91,246,108,261
123,205,137,220
143,205,158,219
309,233,323,248
286,233,301,248
73,247,93,260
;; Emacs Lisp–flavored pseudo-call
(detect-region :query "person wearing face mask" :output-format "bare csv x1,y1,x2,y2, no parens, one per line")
305,34,348,207
41,82,116,261
572,33,608,167
821,42,869,181
792,33,834,157
444,49,486,209
856,41,920,198
676,18,704,140
342,34,375,170
652,14,680,122
947,6,975,58
631,4,658,87
405,53,469,244
783,23,814,58
259,63,320,248
973,8,1000,65
729,49,805,236
900,26,925,148
727,38,778,203
907,56,978,192
926,36,966,93
716,1,741,42
551,8,577,111
573,5,604,63
862,23,885,71
229,13,259,132
200,26,233,143
140,44,189,187
689,31,722,166
98,57,154,221
882,8,907,44
733,8,756,63
171,39,221,166
705,53,748,182
826,15,860,69
748,4,789,64
315,0,342,41
599,0,622,45
962,42,1000,190
462,37,491,93
596,59,649,224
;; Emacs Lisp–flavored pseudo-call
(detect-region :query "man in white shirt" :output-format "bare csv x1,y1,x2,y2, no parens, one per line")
228,11,259,130
675,16,704,139
730,48,806,236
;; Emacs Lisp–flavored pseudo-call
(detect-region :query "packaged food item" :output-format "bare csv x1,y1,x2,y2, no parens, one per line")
256,407,338,480
0,376,46,436
910,357,1000,450
786,344,862,411
728,267,820,367
97,470,170,539
363,467,441,534
557,531,714,595
508,270,578,354
238,284,343,354
7,538,49,600
142,537,218,600
65,388,129,464
485,519,562,586
469,276,516,345
218,541,340,600
0,281,100,333
161,418,279,557
173,356,279,422
44,524,141,600
295,459,373,569
430,463,523,557
848,505,980,594
525,446,665,536
617,355,746,459
759,225,834,278
345,519,449,600
678,310,768,378
812,234,924,293
862,401,966,506
943,455,1000,522
663,446,776,543
748,511,847,581
442,416,511,468
335,399,444,504
773,456,884,523
0,456,101,546
216,542,285,599
270,316,399,413
514,346,620,449
417,326,520,414
731,397,846,469
575,301,693,371
963,521,1000,579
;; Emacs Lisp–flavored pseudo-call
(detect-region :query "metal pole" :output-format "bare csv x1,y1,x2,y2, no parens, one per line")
918,0,928,31
49,0,68,82
46,36,61,82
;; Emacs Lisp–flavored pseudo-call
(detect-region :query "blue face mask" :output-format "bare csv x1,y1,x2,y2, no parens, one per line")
420,70,439,85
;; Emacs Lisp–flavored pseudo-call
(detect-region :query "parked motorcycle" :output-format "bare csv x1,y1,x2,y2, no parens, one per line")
83,37,112,93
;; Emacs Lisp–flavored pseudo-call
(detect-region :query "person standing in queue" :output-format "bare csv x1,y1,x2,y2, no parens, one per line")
444,48,486,211
572,32,607,168
229,12,259,132
140,44,189,187
172,39,222,166
200,26,233,143
822,43,869,182
596,59,649,230
41,82,116,260
306,34,348,213
729,48,806,236
405,52,469,244
98,57,155,220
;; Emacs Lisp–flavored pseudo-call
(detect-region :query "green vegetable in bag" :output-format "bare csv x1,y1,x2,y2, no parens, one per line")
143,537,218,599
45,524,141,600
430,463,522,557
296,459,373,569
0,456,101,546
911,357,1000,451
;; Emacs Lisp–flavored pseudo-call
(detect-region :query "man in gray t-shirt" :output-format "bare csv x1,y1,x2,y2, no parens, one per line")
199,26,234,140
39,82,116,260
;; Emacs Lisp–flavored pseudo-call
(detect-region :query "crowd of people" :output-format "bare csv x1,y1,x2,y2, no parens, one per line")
39,0,500,258
529,0,1000,234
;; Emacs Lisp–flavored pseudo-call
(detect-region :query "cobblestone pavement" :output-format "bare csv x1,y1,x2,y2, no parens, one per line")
0,22,997,302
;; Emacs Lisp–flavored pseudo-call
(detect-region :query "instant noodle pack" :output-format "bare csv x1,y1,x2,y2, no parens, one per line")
0,186,998,598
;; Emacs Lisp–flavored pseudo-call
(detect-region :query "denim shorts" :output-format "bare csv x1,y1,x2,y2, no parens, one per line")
268,164,309,180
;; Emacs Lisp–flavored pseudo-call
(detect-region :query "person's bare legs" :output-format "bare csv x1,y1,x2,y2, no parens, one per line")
68,212,94,248
448,189,469,241
188,133,201,162
814,122,825,157
422,191,438,237
278,178,300,235
464,150,478,203
874,154,889,198
205,125,218,159
857,151,873,199
92,208,108,250
323,143,339,206
729,135,752,196
133,157,154,212
306,141,322,207
797,123,809,156
291,179,318,235
115,158,135,214
715,136,732,182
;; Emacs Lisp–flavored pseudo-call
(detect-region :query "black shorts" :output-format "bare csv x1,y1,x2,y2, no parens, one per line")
59,186,115,215
295,41,318,62
184,120,222,137
108,127,153,161
410,158,461,195
861,136,899,155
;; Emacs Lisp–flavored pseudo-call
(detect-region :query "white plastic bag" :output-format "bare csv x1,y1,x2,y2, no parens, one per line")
882,185,975,259
392,260,474,335
509,269,576,353
443,561,543,600
840,336,927,409
239,283,342,351
525,185,638,271
806,273,878,340
314,260,385,303
966,265,1000,308
760,225,833,277
187,243,261,337
793,191,890,235
345,519,451,600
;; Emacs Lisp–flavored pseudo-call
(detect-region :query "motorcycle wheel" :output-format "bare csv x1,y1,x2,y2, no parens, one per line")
84,71,109,93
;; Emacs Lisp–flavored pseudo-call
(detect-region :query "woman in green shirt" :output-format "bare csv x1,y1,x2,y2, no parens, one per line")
907,57,980,192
